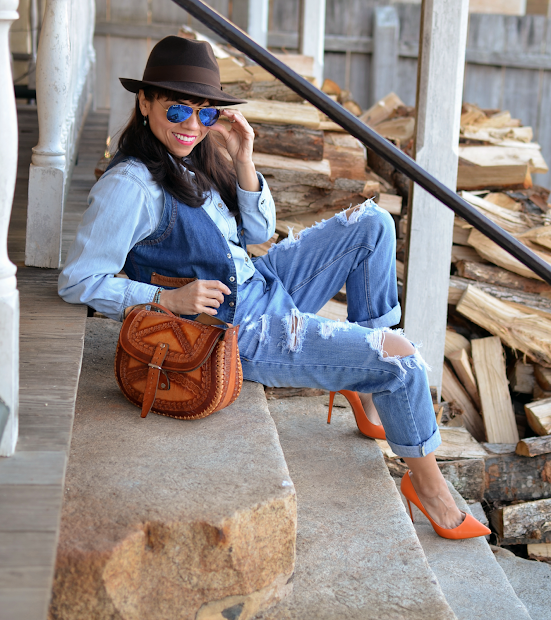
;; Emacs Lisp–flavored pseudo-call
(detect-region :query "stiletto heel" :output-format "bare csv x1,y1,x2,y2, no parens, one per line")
327,391,336,424
327,390,386,440
401,470,491,540
406,499,415,523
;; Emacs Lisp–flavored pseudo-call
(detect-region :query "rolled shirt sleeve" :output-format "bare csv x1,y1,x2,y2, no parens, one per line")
237,172,276,245
58,166,159,321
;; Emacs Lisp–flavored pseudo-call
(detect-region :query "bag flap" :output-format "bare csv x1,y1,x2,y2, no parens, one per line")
119,306,225,371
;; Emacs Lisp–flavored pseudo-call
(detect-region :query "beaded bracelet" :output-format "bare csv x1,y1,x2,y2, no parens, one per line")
153,287,163,305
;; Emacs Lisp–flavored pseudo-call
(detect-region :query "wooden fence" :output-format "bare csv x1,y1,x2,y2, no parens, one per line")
94,0,551,187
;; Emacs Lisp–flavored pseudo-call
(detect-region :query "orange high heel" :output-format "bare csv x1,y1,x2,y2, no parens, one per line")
401,470,491,540
327,390,386,440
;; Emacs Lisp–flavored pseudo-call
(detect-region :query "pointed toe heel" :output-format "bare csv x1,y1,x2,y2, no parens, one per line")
401,470,491,540
327,390,386,440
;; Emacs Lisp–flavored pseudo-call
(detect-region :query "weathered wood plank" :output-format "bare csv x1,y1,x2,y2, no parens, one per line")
449,275,551,315
471,336,519,444
0,486,63,532
371,6,399,105
447,348,482,409
525,397,551,435
455,260,551,295
441,362,486,443
457,163,532,190
0,452,65,485
456,284,551,367
0,589,51,620
2,107,98,618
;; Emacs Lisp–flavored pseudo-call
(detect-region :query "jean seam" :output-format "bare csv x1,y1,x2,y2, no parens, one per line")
287,244,373,296
362,259,373,326
239,357,406,380
401,383,424,447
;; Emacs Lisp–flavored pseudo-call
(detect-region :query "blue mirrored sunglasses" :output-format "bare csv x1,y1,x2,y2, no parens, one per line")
158,101,220,127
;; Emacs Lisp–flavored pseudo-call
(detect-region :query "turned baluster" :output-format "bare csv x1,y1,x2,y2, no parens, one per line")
26,0,70,268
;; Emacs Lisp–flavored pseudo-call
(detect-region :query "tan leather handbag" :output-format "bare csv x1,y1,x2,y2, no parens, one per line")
115,303,242,419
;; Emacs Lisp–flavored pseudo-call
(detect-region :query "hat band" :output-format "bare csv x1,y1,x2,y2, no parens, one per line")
142,65,221,89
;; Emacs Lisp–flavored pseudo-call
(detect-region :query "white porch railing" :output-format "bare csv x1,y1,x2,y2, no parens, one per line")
26,0,95,268
0,0,20,457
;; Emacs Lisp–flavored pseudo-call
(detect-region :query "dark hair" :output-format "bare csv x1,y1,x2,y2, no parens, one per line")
117,87,239,217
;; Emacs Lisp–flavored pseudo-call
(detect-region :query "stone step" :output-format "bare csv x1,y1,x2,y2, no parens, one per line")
258,395,457,620
491,545,551,620
50,319,296,620
396,478,533,619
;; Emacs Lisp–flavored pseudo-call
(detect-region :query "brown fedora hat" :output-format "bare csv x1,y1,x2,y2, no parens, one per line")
120,36,246,105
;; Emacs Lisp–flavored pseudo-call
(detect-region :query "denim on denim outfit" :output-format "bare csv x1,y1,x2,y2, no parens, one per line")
58,157,275,322
59,157,440,458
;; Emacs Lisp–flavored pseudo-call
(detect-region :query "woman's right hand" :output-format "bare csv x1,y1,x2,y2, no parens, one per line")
159,280,231,316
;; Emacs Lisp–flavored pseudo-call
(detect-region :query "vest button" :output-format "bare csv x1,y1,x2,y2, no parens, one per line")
229,276,235,282
227,253,231,259
229,302,235,307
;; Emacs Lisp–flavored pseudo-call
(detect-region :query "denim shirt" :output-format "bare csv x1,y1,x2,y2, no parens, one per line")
58,157,276,321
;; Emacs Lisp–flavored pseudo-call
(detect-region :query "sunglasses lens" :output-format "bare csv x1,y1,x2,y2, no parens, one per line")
198,107,220,127
166,105,193,123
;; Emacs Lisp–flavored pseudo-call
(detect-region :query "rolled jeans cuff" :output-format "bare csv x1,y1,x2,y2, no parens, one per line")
385,426,442,459
357,304,401,329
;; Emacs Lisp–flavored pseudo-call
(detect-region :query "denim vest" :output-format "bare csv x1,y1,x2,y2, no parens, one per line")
109,155,244,324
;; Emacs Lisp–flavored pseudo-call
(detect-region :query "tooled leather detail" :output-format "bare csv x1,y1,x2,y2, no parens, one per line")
127,313,223,369
150,272,197,288
115,311,242,420
135,319,194,356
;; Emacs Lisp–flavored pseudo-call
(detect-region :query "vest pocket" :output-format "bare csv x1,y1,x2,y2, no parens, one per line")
150,272,197,288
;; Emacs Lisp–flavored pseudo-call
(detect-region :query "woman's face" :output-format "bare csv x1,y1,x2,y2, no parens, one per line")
138,91,212,157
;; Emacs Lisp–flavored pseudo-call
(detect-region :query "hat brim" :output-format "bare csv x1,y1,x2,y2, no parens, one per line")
119,78,247,106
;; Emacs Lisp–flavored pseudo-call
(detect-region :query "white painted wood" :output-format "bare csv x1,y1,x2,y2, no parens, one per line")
232,0,269,47
299,0,326,85
402,0,469,396
107,36,149,152
371,6,399,105
0,0,20,457
26,0,95,268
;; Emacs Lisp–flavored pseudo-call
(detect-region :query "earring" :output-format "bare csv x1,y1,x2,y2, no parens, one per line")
143,117,148,126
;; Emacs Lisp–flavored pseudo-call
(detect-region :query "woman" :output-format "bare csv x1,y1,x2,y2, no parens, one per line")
59,36,489,539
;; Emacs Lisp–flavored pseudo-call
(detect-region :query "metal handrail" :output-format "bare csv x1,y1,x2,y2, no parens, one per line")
173,0,551,285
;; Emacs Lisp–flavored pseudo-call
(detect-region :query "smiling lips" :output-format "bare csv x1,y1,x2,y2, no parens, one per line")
173,132,197,145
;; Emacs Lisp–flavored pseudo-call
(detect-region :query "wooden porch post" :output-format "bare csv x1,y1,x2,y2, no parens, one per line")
0,0,20,457
402,0,469,396
299,0,326,85
371,6,399,106
231,0,269,47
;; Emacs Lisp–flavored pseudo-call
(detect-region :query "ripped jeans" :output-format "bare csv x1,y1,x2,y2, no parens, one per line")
234,200,441,458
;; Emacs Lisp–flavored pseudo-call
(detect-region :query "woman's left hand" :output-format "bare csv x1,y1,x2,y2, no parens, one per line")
210,108,260,192
210,108,254,165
